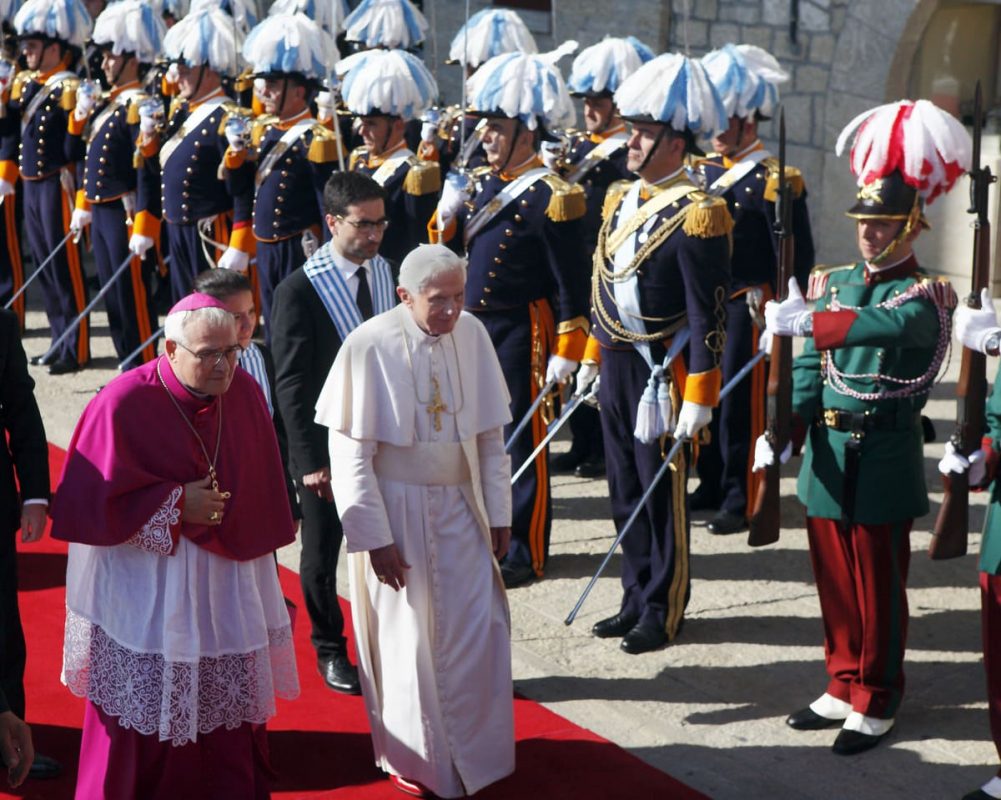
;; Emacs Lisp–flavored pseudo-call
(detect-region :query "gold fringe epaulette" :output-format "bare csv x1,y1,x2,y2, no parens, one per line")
125,94,148,126
762,157,806,201
806,264,854,301
682,192,733,239
348,146,368,171
916,272,959,310
541,173,586,222
601,179,634,222
250,115,278,147
58,78,79,111
307,125,340,163
10,70,36,102
403,156,441,196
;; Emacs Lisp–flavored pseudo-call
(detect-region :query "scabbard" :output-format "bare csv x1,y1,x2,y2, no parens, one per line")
840,429,864,527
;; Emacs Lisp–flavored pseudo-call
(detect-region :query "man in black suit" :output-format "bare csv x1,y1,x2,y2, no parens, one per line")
0,309,59,779
271,172,397,695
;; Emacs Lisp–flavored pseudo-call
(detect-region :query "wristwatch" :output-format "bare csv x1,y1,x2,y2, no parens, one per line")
984,330,1001,357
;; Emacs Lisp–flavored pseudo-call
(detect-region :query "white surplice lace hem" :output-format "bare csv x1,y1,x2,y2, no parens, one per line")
126,485,182,554
63,610,299,746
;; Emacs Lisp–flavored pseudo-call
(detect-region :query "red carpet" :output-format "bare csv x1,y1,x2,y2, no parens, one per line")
2,444,706,799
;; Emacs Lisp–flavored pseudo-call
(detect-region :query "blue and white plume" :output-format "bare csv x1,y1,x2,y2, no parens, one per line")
13,0,92,48
614,52,727,138
467,52,575,131
336,48,437,120
92,0,166,64
244,13,337,81
568,36,654,96
268,0,349,37
163,8,244,77
189,0,257,36
0,0,22,26
156,0,188,21
342,0,427,50
448,8,536,69
701,43,788,120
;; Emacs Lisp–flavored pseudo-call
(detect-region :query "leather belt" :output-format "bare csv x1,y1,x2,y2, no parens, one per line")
818,408,905,433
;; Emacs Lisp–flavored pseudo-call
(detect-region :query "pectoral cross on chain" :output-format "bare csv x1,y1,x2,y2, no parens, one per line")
426,375,449,432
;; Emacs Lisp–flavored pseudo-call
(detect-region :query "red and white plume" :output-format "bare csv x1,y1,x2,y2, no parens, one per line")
835,99,972,205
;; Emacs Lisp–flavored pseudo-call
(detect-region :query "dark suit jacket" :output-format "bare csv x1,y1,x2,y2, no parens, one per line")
1,310,49,534
256,341,301,519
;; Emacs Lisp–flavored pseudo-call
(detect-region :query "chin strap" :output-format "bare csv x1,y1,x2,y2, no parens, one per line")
497,118,522,174
869,194,923,266
637,124,669,173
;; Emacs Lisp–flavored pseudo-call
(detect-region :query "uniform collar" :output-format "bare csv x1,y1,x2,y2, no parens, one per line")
722,139,764,169
366,139,407,167
109,80,141,101
639,166,689,200
188,87,225,110
36,55,72,82
864,253,919,285
498,154,543,181
588,122,626,144
275,108,312,130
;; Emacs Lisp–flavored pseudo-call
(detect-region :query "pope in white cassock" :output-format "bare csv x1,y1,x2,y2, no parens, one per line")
315,244,516,798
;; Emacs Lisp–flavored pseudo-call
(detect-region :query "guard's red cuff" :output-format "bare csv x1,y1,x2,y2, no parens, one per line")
812,309,858,350
67,111,87,136
137,135,159,158
0,160,18,184
553,328,587,361
229,223,256,255
132,210,160,242
683,368,722,406
417,141,439,162
224,148,247,169
582,335,602,365
74,189,90,211
427,210,456,244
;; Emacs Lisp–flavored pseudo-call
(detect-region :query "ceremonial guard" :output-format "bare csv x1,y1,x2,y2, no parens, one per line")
694,43,815,533
338,48,440,267
433,51,589,587
66,0,163,367
230,11,340,336
760,99,966,754
136,7,253,305
576,53,731,654
552,35,653,479
8,0,90,374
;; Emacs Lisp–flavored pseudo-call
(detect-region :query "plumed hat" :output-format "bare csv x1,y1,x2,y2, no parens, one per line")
14,0,91,48
336,47,436,120
567,36,654,98
342,0,427,50
701,43,788,120
243,12,337,82
268,0,348,37
163,7,243,76
447,8,536,69
467,51,575,131
189,0,257,36
614,52,727,139
92,0,166,63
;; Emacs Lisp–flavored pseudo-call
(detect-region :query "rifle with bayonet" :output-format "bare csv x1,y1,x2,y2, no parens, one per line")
747,110,794,547
930,81,995,560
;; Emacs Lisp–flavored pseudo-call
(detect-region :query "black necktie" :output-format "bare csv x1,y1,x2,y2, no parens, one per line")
356,267,374,321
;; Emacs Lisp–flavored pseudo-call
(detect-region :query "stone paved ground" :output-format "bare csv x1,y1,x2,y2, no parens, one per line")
28,303,997,800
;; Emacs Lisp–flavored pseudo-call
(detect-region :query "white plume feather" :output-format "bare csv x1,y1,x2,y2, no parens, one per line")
13,0,92,48
447,8,537,69
268,0,349,36
336,48,437,120
163,8,244,77
92,0,166,64
342,0,427,50
568,36,654,96
467,51,575,131
244,12,337,80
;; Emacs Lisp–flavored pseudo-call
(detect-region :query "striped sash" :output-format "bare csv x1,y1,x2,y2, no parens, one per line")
239,342,272,415
303,243,395,342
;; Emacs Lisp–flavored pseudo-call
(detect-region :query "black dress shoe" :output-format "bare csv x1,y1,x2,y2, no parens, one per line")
48,357,80,375
550,451,584,473
785,707,843,731
707,510,748,535
831,727,890,755
689,484,722,512
620,622,668,654
574,457,606,479
318,654,361,695
500,560,535,588
28,355,43,366
591,611,639,639
29,753,62,780
962,790,997,800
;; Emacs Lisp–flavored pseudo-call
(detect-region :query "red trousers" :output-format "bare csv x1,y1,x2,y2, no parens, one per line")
806,516,912,719
981,571,1001,770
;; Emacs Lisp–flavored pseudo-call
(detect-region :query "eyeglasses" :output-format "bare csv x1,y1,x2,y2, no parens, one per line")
176,342,244,367
336,215,390,233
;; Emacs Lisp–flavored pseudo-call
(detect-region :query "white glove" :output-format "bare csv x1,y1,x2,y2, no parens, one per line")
138,99,164,136
546,354,578,384
937,440,986,485
954,288,1001,354
128,233,154,258
74,79,99,120
420,108,441,144
540,138,567,170
436,170,473,231
752,434,793,472
673,401,713,440
764,276,813,337
165,62,180,85
757,327,773,358
70,207,91,240
224,115,250,151
217,246,249,272
315,90,335,122
574,362,599,396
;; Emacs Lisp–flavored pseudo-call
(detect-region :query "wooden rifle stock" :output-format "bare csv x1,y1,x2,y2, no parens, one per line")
930,81,994,560
748,113,794,547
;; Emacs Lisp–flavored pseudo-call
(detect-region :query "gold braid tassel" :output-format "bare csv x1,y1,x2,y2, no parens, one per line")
541,174,586,222
682,194,734,239
403,159,442,195
307,129,340,164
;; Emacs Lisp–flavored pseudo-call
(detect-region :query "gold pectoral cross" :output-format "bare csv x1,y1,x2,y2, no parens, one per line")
208,466,231,499
426,375,449,432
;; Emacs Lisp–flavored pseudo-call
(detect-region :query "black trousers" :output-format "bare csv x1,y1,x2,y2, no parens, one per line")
599,347,690,638
257,237,306,345
296,481,347,660
0,526,25,718
166,216,228,305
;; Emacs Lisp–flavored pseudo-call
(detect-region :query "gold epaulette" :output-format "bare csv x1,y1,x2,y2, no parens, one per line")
125,93,149,125
168,95,184,120
806,263,854,301
233,68,254,94
58,77,79,111
541,173,586,222
601,179,633,222
307,124,340,163
348,146,368,171
11,70,36,101
762,157,806,201
250,115,278,147
682,192,733,239
403,156,441,196
916,272,959,309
